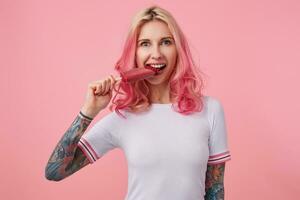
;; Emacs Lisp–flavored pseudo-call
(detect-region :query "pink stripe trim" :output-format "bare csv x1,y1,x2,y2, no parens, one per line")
209,150,230,159
77,142,95,163
208,156,231,165
80,137,100,160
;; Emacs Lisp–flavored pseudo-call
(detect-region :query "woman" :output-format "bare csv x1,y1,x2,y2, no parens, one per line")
45,5,231,200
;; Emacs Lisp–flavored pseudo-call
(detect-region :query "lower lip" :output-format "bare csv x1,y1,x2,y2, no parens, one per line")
147,65,166,74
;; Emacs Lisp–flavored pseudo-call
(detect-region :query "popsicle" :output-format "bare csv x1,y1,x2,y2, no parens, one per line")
115,66,160,83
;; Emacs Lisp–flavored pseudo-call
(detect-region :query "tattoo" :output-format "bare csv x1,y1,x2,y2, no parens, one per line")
45,112,92,181
62,147,90,180
204,163,226,200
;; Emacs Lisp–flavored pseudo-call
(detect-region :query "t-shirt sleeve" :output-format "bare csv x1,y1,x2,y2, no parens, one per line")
207,97,232,165
77,112,120,164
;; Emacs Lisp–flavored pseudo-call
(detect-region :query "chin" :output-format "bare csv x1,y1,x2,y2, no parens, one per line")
145,76,170,86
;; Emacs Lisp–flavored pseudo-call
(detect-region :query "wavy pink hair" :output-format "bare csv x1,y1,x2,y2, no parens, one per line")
109,5,207,119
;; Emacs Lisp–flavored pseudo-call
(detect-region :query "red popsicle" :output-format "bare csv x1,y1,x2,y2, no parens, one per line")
115,66,160,83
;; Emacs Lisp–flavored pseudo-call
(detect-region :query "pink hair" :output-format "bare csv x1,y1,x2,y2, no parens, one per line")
109,5,207,119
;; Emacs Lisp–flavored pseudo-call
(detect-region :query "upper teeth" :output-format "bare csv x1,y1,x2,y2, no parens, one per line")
148,64,166,68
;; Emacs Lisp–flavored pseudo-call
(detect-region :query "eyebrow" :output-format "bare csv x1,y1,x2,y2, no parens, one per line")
137,36,174,43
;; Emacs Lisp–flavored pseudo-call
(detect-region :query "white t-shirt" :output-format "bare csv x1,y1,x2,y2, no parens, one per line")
78,95,231,200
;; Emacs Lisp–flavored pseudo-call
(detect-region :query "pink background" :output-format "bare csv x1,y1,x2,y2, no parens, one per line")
1,0,300,199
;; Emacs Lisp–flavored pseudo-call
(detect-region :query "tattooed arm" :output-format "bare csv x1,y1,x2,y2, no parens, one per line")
204,162,226,200
45,111,94,181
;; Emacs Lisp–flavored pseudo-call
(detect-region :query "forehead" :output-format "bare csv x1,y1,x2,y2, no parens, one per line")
138,20,173,40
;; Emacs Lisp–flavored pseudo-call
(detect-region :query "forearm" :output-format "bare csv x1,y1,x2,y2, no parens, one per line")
45,111,93,181
204,163,225,200
204,183,224,200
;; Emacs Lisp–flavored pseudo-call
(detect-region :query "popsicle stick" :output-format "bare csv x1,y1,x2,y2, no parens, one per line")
115,76,122,81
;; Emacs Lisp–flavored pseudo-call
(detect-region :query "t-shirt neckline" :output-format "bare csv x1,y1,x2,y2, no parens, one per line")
150,103,173,108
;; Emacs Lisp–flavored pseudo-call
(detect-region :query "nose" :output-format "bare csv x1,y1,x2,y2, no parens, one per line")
150,45,162,60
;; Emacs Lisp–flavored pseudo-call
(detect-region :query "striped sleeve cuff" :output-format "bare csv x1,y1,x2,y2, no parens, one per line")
77,137,100,164
208,150,231,165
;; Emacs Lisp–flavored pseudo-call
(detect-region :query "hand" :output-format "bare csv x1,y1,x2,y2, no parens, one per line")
80,74,119,118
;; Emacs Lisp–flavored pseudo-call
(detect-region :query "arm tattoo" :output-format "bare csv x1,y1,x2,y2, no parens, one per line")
45,112,92,181
204,163,226,200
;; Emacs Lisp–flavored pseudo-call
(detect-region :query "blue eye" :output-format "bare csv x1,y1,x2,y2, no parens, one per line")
139,39,172,47
162,40,172,45
140,42,149,46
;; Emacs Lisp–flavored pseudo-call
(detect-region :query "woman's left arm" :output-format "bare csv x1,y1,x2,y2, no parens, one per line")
204,162,226,200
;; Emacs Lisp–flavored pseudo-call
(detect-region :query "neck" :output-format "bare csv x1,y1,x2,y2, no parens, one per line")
148,82,172,104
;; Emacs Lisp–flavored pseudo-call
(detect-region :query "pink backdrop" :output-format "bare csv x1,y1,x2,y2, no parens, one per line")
1,0,300,199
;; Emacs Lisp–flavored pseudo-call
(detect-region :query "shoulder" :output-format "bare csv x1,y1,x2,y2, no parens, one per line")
204,96,223,113
203,96,225,126
93,110,124,130
101,109,126,121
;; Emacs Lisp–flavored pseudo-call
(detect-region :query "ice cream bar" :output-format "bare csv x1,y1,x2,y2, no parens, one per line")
115,66,159,83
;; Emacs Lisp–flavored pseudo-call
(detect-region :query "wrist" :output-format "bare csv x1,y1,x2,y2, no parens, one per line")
79,110,94,121
79,106,98,120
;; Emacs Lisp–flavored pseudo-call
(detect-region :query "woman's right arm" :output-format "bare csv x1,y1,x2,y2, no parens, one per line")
44,111,94,181
45,75,118,181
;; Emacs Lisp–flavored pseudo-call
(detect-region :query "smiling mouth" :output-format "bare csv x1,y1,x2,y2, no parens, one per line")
145,64,167,74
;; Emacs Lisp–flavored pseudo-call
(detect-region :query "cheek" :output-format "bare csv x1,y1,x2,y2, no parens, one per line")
135,52,145,66
136,49,147,60
168,51,177,65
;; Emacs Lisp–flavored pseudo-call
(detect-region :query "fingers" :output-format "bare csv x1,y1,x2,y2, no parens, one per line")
109,74,117,90
104,79,110,94
96,80,107,96
90,75,117,96
88,82,100,95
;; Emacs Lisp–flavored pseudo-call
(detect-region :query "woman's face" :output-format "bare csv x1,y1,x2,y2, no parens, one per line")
135,20,177,85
